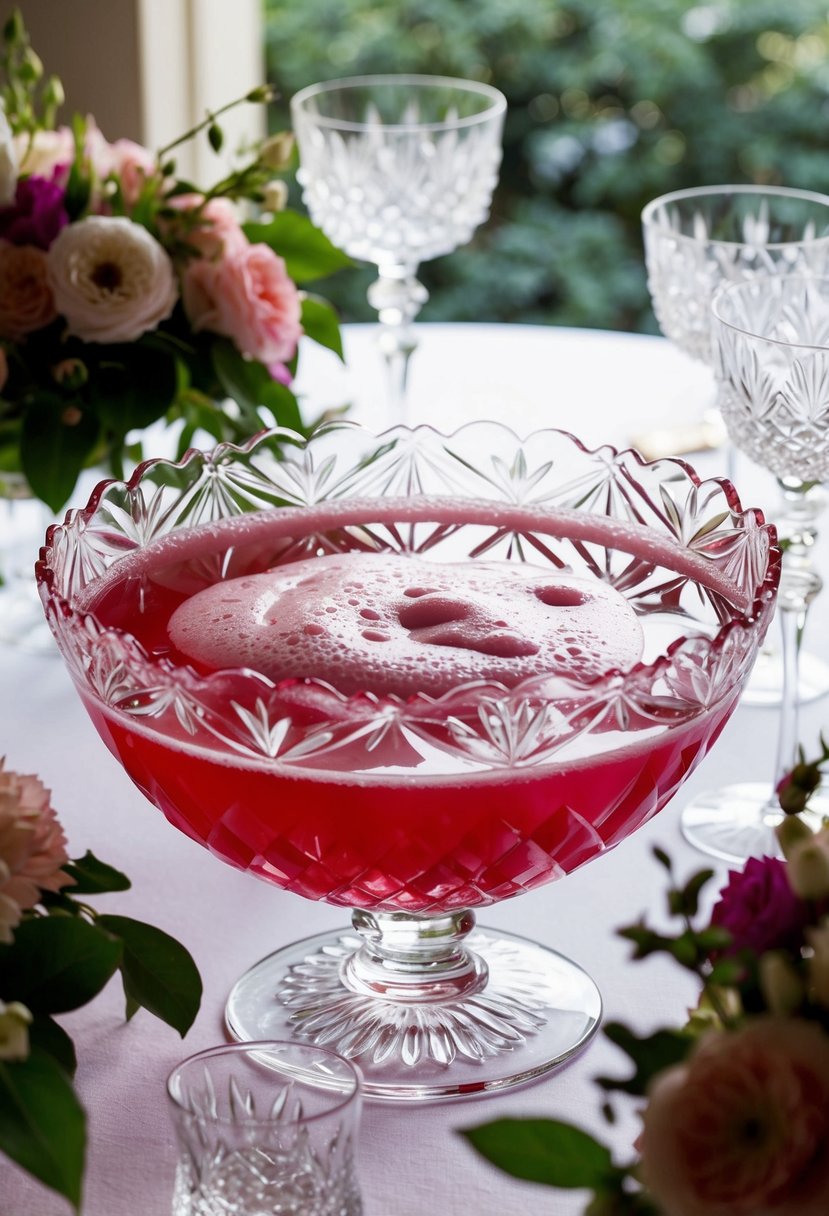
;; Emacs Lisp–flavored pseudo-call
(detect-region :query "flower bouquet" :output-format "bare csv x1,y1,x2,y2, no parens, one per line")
0,759,202,1210
0,9,350,513
462,739,829,1216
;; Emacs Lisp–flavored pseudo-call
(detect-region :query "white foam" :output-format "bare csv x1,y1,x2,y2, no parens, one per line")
168,552,644,697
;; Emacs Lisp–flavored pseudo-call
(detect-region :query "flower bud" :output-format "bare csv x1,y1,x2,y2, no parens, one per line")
246,85,277,104
0,1001,32,1062
52,357,88,390
775,812,814,860
262,179,289,213
759,950,804,1015
788,838,829,900
260,131,294,170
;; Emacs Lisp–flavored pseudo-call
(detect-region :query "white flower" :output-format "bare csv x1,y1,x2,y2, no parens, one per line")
47,215,178,343
0,1001,32,1062
0,104,18,207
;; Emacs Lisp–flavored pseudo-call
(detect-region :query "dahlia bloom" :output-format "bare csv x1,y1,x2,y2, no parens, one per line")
47,214,178,343
0,240,57,340
0,761,73,943
639,1017,829,1216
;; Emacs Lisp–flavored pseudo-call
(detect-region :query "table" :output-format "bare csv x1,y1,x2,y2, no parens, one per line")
2,324,827,1216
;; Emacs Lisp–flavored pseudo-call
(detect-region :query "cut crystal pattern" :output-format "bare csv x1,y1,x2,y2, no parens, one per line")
713,276,829,482
37,423,779,914
642,187,829,364
280,932,558,1066
292,84,503,268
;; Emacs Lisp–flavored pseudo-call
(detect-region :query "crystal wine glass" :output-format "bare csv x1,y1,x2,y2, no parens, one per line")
682,273,829,862
37,421,778,1102
290,75,505,422
642,184,829,706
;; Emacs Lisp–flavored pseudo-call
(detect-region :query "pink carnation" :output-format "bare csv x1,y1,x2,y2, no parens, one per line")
182,240,302,366
0,761,73,943
640,1018,829,1216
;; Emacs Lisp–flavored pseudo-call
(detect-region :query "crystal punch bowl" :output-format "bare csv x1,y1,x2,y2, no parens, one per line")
37,422,779,1101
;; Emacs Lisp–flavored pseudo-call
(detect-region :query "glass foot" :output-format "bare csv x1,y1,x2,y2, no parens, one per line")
681,782,829,865
741,645,829,707
225,925,601,1103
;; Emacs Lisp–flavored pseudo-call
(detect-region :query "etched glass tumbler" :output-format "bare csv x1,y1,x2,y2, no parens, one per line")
291,75,505,420
167,1041,363,1216
642,184,829,705
682,274,829,862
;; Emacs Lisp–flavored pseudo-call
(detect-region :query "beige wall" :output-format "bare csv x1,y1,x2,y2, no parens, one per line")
5,1,265,178
7,0,143,141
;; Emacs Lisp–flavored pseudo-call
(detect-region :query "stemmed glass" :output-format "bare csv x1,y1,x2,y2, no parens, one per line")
290,75,506,421
642,184,829,706
37,421,777,1101
682,274,829,862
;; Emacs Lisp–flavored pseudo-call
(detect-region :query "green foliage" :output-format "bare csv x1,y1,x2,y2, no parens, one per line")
0,848,202,1209
462,1117,616,1188
264,0,829,331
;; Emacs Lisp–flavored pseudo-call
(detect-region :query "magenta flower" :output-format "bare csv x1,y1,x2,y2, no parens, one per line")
711,855,808,956
0,174,69,249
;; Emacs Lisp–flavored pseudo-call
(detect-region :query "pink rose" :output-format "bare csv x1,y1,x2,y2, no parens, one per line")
640,1018,829,1216
166,193,247,260
108,138,157,208
0,760,74,944
0,240,57,339
182,240,302,365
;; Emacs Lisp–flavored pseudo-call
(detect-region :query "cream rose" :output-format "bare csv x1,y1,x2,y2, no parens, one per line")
0,241,57,339
639,1017,829,1216
13,124,74,180
0,761,74,944
47,215,178,343
182,240,302,365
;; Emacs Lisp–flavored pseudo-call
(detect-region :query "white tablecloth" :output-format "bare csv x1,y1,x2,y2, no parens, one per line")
2,324,826,1216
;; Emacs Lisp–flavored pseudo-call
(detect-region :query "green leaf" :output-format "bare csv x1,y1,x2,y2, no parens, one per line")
88,343,179,434
598,1023,693,1097
0,917,122,1014
20,394,101,512
97,915,202,1037
243,210,353,281
300,294,344,359
63,851,131,895
460,1117,614,1188
678,869,716,919
211,340,306,434
28,1016,77,1078
0,1048,85,1210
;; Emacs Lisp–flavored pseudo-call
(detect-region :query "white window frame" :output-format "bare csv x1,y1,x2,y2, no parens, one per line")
136,0,266,182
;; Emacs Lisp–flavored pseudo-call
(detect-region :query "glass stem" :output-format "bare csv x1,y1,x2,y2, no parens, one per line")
768,478,825,809
367,266,429,424
342,908,488,1003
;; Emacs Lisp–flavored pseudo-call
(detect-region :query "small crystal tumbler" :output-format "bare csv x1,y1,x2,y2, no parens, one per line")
166,1041,363,1216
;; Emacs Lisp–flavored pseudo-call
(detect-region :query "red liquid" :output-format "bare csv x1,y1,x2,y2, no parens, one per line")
77,504,742,912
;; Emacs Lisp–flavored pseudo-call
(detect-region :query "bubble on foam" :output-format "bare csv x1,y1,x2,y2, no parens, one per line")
167,552,644,697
